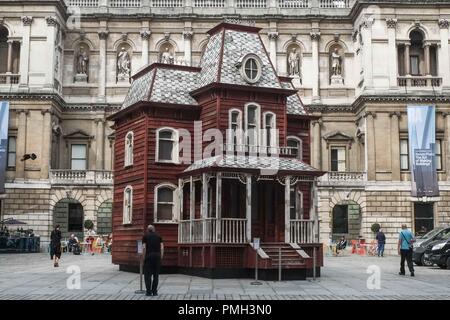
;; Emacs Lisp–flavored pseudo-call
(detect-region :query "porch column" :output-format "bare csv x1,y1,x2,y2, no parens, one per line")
178,179,183,243
246,174,252,242
201,173,208,242
215,173,222,242
189,176,195,242
284,176,291,243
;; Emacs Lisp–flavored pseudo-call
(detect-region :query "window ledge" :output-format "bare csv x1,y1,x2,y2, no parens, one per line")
155,160,179,165
154,221,178,224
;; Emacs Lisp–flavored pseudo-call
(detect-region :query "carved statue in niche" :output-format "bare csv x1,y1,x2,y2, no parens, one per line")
288,47,301,77
74,46,89,83
117,47,131,82
330,47,344,85
160,47,174,64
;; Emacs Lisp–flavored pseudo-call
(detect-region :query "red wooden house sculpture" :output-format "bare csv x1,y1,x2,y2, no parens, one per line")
109,21,325,280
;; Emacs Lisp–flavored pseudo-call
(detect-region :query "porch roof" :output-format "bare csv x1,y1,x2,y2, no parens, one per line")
182,155,323,176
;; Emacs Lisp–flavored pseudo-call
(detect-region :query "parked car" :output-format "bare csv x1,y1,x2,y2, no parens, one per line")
424,238,450,269
413,227,450,266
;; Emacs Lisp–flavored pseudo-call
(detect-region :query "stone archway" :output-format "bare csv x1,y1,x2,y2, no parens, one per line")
97,199,112,236
53,198,85,239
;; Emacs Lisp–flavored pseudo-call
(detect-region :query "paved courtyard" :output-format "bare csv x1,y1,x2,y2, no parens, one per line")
0,252,449,300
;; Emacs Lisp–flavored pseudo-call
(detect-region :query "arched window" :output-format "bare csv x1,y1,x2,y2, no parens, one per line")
124,131,133,166
228,109,243,149
156,128,179,163
154,184,177,223
245,104,260,148
332,204,348,234
263,112,277,151
123,186,133,225
287,136,303,160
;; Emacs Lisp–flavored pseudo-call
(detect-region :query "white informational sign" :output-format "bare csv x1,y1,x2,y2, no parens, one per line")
253,238,260,250
137,240,143,254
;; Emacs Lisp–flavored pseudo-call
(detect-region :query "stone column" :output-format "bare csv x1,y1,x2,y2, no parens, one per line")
361,18,374,88
310,32,321,103
284,176,291,243
245,174,252,242
95,118,105,170
365,112,376,181
312,120,322,169
15,110,29,179
404,43,411,75
40,110,52,179
140,30,151,67
386,19,398,87
439,19,450,87
389,112,401,181
424,42,431,75
45,16,59,88
6,40,13,73
19,16,33,87
268,32,278,70
98,30,109,102
183,31,193,66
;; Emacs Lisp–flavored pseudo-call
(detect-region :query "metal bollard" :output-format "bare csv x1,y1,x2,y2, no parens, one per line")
251,249,262,285
278,247,282,281
313,246,317,281
135,255,145,294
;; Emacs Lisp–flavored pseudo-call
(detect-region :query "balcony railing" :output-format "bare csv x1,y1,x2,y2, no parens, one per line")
0,74,20,85
318,171,366,186
49,170,113,185
66,0,354,8
289,219,315,243
223,144,297,157
179,218,247,244
398,76,442,88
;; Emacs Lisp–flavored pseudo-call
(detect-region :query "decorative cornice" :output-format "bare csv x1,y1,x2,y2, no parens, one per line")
182,31,194,40
45,16,59,27
310,32,321,41
268,32,279,41
386,18,398,29
438,19,450,29
21,16,33,26
140,30,151,40
98,30,109,40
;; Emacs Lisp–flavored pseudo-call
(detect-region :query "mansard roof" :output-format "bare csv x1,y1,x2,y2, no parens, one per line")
121,22,306,116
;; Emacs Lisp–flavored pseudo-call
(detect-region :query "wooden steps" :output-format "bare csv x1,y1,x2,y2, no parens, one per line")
260,242,307,269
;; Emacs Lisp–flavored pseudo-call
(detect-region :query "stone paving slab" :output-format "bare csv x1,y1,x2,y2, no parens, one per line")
0,253,450,300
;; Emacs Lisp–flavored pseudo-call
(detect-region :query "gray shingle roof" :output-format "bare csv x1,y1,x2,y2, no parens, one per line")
281,81,307,115
184,155,319,174
122,69,155,109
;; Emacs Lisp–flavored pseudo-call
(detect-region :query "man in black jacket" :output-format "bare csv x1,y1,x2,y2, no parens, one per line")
376,229,386,257
142,225,164,296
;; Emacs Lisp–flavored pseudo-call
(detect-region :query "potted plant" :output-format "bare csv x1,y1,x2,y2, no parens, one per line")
84,219,94,232
371,223,381,234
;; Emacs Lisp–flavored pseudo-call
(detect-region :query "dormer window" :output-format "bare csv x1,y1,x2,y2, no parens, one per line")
241,54,262,84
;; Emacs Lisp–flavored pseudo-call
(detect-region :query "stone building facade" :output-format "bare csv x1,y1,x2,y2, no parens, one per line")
1,0,450,253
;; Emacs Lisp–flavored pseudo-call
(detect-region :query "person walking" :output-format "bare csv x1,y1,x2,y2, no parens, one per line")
142,225,164,296
376,228,386,257
50,225,62,267
398,224,415,277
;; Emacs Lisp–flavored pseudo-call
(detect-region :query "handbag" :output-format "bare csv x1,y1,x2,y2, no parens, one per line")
401,231,413,250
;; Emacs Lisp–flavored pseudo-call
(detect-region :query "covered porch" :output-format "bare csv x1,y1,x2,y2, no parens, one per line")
177,155,323,245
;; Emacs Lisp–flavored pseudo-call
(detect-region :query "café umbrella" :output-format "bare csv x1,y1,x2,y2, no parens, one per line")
0,218,28,226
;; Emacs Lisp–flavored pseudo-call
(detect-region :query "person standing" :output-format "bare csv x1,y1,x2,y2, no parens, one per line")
50,225,62,267
142,225,164,296
376,228,386,257
398,224,415,276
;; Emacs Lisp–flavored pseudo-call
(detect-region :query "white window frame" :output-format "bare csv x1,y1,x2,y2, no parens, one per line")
124,131,134,167
7,136,16,168
156,127,179,164
330,146,347,172
262,111,277,150
245,103,261,149
400,139,409,171
123,186,133,225
287,136,303,160
436,139,443,171
240,54,263,84
228,108,243,148
154,183,178,223
70,144,88,171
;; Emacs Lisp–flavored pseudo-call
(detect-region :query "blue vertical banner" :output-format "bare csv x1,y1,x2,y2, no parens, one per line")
407,105,439,197
0,101,9,194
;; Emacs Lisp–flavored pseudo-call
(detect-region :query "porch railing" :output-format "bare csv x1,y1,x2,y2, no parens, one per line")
179,218,247,244
289,219,315,243
223,144,296,157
